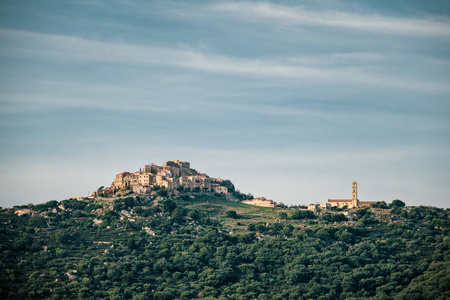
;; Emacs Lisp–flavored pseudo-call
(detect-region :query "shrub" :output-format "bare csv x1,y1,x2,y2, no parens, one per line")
291,210,315,220
321,213,347,223
390,199,405,208
226,210,238,218
279,212,288,219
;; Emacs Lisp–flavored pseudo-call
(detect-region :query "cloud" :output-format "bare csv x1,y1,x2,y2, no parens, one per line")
212,2,450,37
0,29,182,65
1,27,449,114
178,51,450,92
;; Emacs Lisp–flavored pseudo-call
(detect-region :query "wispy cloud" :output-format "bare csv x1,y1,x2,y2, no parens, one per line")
213,2,450,37
177,143,450,172
179,52,450,92
2,29,448,95
0,29,182,65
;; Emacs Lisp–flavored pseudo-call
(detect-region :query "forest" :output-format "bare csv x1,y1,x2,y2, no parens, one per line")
0,194,448,299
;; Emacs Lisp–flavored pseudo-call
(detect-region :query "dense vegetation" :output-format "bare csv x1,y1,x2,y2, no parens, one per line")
0,195,448,299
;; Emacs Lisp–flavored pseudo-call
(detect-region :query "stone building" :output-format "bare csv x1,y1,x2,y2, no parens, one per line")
242,197,276,208
320,203,331,210
112,172,132,189
327,181,378,208
139,173,155,187
212,184,228,194
328,181,360,208
133,185,151,194
307,204,318,211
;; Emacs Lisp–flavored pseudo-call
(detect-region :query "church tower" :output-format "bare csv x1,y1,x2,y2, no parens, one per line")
352,181,358,207
352,181,357,200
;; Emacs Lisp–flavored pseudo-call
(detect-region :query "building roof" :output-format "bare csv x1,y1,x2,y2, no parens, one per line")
328,199,353,202
253,197,273,202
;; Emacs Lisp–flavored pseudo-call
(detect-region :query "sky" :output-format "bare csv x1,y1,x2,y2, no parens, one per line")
0,0,449,208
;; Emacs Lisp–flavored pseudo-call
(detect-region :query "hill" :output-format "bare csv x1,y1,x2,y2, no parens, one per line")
0,194,449,299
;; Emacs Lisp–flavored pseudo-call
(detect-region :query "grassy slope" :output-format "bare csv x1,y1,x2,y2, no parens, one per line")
184,195,299,234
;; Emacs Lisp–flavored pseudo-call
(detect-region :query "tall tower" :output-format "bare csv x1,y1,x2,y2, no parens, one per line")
352,181,357,200
352,181,358,207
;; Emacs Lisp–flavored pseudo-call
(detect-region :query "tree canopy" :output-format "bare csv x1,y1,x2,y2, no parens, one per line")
0,195,448,299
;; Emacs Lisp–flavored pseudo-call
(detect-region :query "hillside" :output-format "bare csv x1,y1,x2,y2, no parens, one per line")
0,194,449,299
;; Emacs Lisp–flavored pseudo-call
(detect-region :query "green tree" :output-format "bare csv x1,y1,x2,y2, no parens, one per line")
390,199,406,208
28,214,47,227
356,208,370,219
156,188,168,197
163,199,177,213
279,212,288,219
188,209,202,221
172,208,186,222
291,210,315,220
321,213,347,222
220,180,235,193
373,201,389,209
226,210,238,218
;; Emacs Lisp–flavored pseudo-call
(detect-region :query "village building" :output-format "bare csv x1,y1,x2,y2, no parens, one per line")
179,176,190,189
307,204,318,211
320,203,331,210
164,177,179,190
328,181,359,208
212,184,228,194
139,173,154,187
327,182,378,208
112,172,132,189
129,173,140,187
242,197,276,208
359,201,377,208
103,188,115,195
133,185,151,194
143,164,159,175
308,202,331,211
203,178,213,192
163,160,190,171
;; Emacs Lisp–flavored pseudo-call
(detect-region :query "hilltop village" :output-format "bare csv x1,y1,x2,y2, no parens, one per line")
91,160,378,210
86,160,385,211
95,160,230,197
92,160,275,207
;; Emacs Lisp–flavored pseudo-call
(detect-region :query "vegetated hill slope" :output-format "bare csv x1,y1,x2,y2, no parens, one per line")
0,195,449,299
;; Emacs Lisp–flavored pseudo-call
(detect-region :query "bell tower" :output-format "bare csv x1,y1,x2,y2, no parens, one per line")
352,181,358,207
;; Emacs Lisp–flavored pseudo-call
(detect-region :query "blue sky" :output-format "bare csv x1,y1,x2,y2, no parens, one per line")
0,0,449,208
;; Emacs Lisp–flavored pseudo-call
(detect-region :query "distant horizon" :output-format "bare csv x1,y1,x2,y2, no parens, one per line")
1,1,449,209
